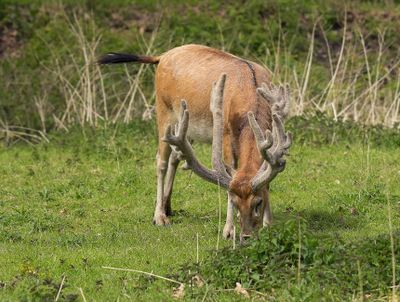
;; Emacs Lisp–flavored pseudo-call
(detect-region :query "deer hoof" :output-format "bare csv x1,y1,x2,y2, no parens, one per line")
223,224,235,239
153,214,171,226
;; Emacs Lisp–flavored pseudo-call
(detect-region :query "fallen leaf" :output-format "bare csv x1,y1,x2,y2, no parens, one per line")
285,206,294,213
350,207,358,215
235,282,250,298
172,284,185,299
192,275,204,288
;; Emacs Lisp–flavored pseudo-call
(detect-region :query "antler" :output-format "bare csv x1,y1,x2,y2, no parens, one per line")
248,84,292,193
163,73,232,189
256,83,290,120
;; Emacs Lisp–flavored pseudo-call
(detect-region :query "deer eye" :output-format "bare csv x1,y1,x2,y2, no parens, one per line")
253,198,263,217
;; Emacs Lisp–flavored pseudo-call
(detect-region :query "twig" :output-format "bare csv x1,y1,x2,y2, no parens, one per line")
298,19,317,114
387,192,398,301
55,274,65,302
297,218,302,284
196,233,199,264
357,260,364,301
78,287,87,302
102,266,182,285
233,226,236,250
201,284,210,302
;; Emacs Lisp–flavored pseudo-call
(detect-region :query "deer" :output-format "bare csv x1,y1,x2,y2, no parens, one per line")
99,44,292,243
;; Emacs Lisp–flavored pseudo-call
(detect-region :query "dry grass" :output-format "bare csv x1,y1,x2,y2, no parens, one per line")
0,119,48,146
263,19,400,127
34,11,159,132
26,13,400,132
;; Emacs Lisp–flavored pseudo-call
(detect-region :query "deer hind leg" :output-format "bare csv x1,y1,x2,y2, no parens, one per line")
153,140,172,225
163,150,180,216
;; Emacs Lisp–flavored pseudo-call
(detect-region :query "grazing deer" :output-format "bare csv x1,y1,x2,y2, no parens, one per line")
99,44,291,243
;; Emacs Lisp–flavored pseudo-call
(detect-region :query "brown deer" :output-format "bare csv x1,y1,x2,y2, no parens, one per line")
99,44,291,243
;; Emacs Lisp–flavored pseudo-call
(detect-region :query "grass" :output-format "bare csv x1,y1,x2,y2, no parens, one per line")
1,2,400,299
0,118,399,301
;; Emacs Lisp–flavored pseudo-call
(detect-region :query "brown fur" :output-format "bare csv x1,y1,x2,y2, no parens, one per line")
155,45,273,238
156,44,272,164
100,44,274,239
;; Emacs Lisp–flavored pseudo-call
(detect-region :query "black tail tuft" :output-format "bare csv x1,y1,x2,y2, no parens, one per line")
97,52,142,65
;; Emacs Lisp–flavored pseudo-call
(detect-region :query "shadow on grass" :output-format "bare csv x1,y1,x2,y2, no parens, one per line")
302,209,360,232
170,209,216,225
171,206,362,233
273,208,361,233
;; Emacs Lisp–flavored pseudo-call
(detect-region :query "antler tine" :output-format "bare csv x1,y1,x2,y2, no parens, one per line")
280,84,291,118
250,85,292,193
248,111,273,162
257,83,291,120
257,83,279,102
271,114,284,151
162,74,232,189
271,113,292,152
177,100,188,139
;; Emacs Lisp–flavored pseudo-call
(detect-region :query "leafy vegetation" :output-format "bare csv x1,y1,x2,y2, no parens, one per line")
288,113,400,148
176,219,399,301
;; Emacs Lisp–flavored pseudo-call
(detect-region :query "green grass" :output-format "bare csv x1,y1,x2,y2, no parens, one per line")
2,1,400,300
0,119,399,301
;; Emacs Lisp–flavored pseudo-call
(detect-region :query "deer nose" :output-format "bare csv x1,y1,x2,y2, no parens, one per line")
240,234,252,244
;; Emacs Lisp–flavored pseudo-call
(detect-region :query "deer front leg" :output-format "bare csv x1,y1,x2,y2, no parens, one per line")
153,142,172,225
223,137,236,239
263,188,272,227
223,192,235,239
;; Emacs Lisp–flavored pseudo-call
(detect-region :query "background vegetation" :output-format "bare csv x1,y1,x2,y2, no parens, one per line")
1,0,400,301
1,0,400,136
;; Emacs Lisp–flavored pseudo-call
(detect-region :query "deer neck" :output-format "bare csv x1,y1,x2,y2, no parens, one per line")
228,127,262,197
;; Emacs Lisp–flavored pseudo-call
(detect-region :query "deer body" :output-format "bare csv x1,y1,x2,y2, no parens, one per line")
99,44,291,242
155,45,270,144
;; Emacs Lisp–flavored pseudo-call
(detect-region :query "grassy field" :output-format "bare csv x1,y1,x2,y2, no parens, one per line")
0,119,399,301
1,1,400,300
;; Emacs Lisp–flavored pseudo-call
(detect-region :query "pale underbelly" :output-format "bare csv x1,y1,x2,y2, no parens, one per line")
187,118,213,143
